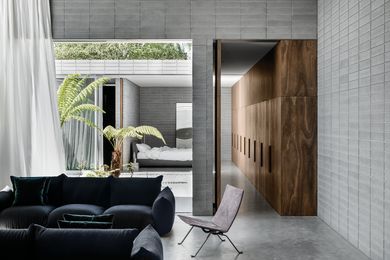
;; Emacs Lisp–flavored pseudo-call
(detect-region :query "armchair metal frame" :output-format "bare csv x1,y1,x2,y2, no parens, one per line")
177,185,244,257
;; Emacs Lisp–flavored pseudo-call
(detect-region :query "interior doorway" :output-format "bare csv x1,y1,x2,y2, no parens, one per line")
214,40,277,209
102,82,116,165
214,40,317,216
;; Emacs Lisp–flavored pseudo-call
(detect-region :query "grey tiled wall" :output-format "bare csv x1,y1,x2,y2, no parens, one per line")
50,0,317,215
139,87,192,148
318,0,390,258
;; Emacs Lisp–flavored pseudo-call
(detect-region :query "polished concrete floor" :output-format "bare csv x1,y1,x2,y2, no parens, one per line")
162,161,369,260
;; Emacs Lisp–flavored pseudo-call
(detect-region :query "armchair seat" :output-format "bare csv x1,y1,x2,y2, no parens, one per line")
178,215,222,231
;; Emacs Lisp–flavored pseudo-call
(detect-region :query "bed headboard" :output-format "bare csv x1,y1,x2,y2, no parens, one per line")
176,127,192,148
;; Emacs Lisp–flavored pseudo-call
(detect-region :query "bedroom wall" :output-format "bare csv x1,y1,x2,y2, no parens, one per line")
116,78,140,164
318,0,390,258
50,0,317,215
140,87,192,148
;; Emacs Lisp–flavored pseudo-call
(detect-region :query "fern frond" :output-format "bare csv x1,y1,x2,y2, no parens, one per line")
68,115,99,129
102,125,165,152
63,76,87,113
118,126,142,139
135,125,166,144
103,125,119,141
68,76,109,110
57,74,108,128
57,74,80,114
68,104,105,117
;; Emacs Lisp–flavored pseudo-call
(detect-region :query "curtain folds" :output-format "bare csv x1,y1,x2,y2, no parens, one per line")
63,109,96,170
0,0,65,186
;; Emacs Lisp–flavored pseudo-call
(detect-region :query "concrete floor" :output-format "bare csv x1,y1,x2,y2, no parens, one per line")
162,161,369,260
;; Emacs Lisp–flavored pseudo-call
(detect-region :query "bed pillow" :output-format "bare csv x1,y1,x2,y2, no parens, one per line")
136,143,151,153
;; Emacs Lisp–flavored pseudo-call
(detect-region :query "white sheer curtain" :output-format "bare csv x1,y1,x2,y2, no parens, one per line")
0,0,65,186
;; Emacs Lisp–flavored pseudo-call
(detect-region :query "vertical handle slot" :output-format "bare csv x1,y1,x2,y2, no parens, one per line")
260,143,263,167
268,145,272,173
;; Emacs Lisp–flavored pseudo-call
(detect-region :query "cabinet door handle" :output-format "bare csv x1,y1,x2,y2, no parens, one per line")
269,145,272,173
260,143,263,167
254,140,256,162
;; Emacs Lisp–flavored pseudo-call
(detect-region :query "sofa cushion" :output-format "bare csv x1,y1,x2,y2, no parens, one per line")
44,174,66,206
47,204,105,228
0,205,55,229
63,213,114,223
104,205,153,229
0,225,34,258
62,176,111,207
10,176,47,206
57,220,113,229
110,176,163,206
131,224,163,260
152,187,176,236
32,224,139,260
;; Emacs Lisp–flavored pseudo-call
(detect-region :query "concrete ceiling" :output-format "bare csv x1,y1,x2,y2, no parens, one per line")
124,75,192,87
221,41,277,87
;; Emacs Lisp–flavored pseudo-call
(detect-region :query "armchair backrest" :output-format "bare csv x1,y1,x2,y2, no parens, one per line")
212,185,244,233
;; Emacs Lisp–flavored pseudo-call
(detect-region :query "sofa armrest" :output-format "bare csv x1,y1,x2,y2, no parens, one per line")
152,187,175,236
131,225,163,260
0,191,14,213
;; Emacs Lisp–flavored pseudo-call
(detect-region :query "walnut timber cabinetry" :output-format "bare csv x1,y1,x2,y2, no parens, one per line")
232,40,317,216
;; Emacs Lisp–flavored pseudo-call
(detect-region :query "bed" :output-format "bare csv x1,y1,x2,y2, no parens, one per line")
130,142,192,168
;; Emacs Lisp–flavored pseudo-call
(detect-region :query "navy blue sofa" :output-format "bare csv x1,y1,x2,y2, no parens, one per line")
0,175,175,236
0,224,163,260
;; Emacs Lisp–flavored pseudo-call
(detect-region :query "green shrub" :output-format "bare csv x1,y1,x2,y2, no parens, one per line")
54,42,189,60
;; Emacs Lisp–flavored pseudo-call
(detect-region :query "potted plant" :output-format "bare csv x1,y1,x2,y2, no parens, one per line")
102,125,165,177
81,163,134,177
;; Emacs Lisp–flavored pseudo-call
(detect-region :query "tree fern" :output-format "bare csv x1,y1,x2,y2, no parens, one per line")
103,125,165,151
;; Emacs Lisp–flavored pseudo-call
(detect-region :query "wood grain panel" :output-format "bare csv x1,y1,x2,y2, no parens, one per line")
268,98,282,214
231,48,274,109
280,97,317,215
274,40,317,98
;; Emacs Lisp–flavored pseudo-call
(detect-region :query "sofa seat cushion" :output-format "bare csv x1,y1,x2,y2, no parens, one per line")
104,205,153,229
47,204,105,228
0,205,55,228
